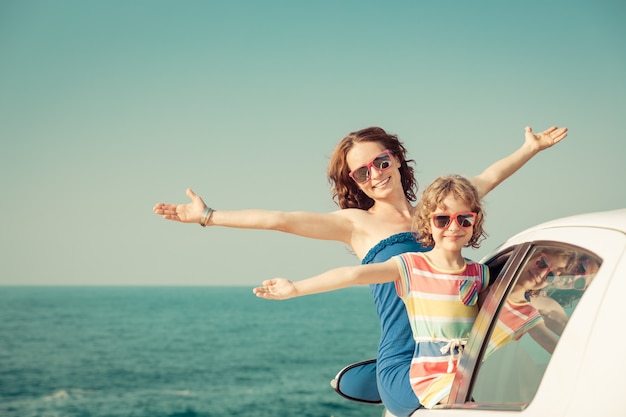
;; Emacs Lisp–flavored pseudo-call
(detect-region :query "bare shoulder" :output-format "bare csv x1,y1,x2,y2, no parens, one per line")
330,207,370,220
343,208,414,259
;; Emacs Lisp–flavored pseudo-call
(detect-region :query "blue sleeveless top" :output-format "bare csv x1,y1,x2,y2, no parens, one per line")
363,232,428,416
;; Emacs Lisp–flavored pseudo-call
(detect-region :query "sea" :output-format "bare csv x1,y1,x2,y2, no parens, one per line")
0,286,385,417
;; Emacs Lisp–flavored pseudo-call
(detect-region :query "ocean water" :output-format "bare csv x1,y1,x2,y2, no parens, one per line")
0,286,384,417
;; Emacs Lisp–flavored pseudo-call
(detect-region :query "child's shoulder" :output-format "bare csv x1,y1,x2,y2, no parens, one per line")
398,251,428,260
394,252,431,269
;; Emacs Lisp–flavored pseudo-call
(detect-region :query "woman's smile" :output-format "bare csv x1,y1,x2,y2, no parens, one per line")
372,177,391,189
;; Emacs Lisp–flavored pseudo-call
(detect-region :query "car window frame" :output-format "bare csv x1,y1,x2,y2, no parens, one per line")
440,237,611,411
443,242,534,411
418,219,626,416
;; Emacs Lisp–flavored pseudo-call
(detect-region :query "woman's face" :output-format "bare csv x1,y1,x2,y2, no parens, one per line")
346,142,402,198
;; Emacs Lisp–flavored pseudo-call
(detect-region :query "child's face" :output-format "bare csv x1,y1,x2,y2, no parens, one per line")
430,194,474,252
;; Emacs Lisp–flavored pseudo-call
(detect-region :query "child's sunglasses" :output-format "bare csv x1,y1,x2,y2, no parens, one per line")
536,253,558,282
349,150,393,184
430,212,477,229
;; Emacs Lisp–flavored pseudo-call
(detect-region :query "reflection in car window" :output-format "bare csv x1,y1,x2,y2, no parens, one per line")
470,245,602,405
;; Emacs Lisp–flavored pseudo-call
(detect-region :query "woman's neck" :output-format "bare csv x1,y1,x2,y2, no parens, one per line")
350,199,416,260
369,198,414,219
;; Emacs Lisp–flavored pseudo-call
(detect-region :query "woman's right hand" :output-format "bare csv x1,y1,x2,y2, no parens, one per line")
153,188,207,224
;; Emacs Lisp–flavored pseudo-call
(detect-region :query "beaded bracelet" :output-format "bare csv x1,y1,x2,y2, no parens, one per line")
200,206,214,227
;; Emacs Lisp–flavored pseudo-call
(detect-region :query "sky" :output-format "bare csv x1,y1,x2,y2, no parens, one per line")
1,0,625,286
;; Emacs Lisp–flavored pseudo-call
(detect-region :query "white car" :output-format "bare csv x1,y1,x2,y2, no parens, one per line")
381,208,626,417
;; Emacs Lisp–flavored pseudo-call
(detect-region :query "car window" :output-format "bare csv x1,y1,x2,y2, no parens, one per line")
469,244,602,405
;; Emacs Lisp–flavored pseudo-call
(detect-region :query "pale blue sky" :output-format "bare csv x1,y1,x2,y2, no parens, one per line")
1,0,625,286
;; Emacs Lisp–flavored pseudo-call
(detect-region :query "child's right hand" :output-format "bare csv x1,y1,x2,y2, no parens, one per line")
253,279,297,300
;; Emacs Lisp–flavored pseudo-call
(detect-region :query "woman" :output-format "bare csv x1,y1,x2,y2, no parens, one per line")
253,175,491,409
153,125,567,416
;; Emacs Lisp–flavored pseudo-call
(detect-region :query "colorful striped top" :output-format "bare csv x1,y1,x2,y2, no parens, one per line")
393,252,489,409
485,299,543,358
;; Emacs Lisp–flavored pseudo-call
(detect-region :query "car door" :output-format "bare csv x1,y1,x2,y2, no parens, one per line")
418,223,626,417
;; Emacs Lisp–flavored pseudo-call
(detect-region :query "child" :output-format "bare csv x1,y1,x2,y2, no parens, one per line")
254,174,490,409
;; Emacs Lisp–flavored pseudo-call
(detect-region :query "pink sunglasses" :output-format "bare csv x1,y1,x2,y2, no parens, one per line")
349,150,394,184
431,212,477,229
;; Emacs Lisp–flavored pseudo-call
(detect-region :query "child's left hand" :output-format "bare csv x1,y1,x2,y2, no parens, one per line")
253,278,297,300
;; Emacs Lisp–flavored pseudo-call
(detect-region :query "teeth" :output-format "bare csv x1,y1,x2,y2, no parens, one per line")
374,177,390,188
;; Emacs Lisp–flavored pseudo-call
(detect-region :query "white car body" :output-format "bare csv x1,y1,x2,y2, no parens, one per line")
383,208,626,417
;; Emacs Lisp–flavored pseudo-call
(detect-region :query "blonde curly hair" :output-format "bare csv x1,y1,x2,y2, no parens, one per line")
414,175,487,249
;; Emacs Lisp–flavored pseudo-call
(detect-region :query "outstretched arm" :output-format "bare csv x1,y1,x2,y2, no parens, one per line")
470,126,568,198
153,188,353,243
253,260,399,300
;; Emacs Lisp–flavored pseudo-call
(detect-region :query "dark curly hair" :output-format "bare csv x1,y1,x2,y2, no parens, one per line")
327,127,417,210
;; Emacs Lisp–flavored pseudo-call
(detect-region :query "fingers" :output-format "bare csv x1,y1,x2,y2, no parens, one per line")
153,203,179,216
528,125,568,147
153,202,167,213
253,286,277,299
153,188,194,215
253,279,283,299
153,188,200,222
544,126,567,139
551,127,568,144
527,126,564,135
